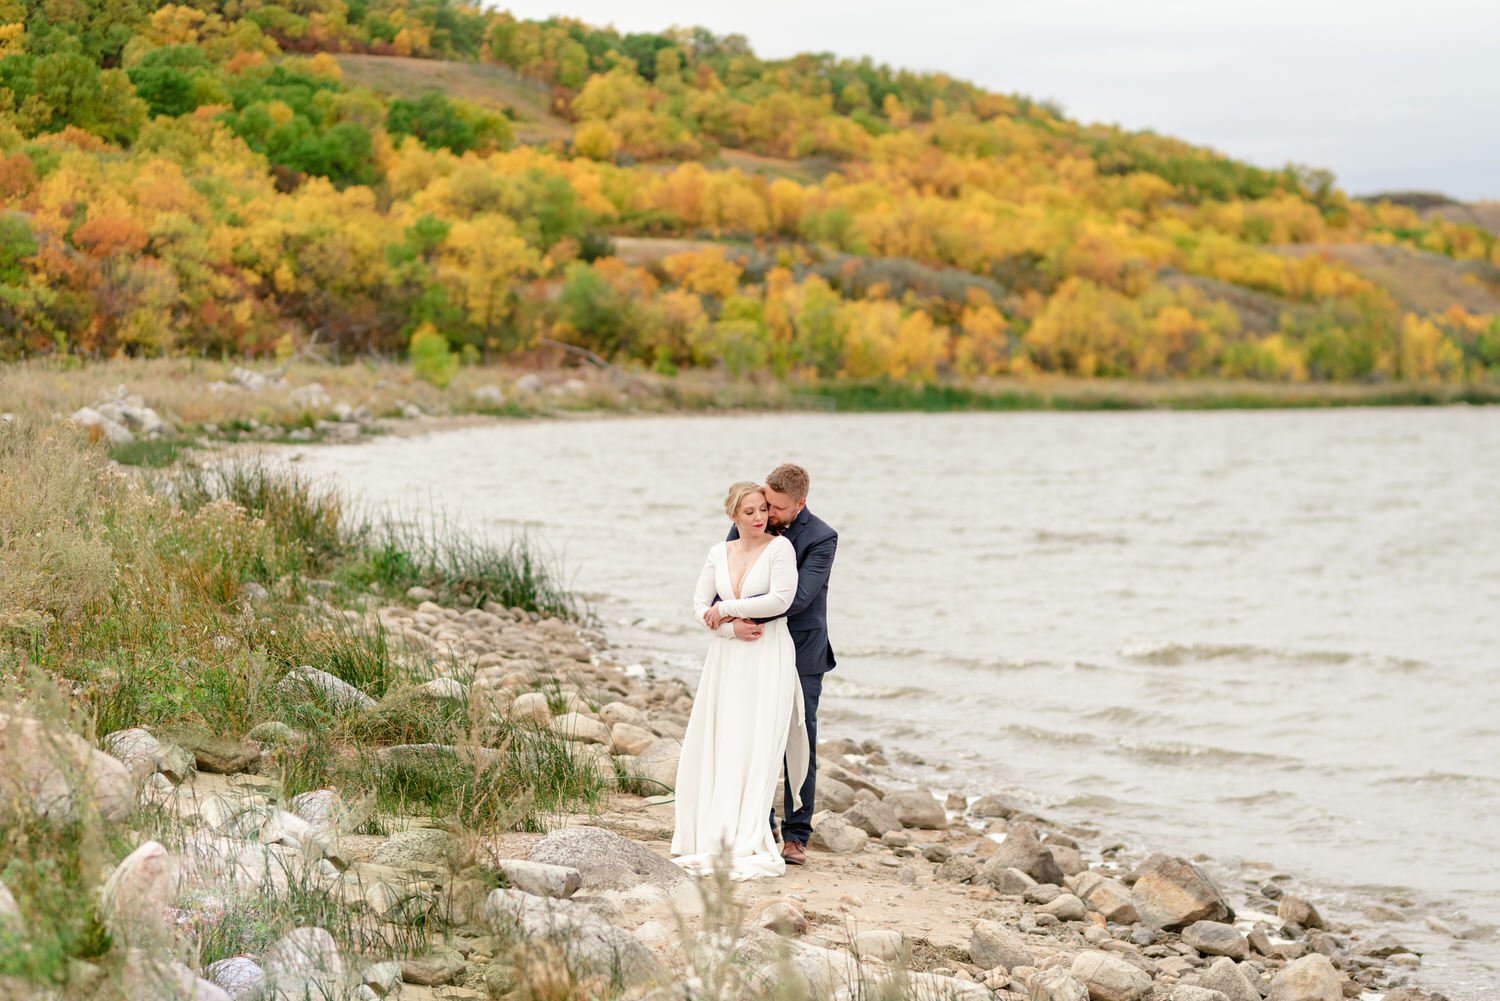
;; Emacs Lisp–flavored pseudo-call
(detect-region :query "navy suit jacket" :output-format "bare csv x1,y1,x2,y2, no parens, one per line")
725,507,837,677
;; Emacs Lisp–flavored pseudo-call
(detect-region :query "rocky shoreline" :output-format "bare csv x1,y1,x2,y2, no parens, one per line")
2,588,1452,1001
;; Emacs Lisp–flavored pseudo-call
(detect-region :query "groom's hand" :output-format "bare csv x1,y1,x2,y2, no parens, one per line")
732,619,763,641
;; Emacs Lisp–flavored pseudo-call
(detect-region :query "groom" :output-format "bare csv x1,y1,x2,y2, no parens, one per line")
716,463,837,866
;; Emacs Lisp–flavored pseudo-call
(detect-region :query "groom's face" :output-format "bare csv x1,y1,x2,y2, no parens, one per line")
763,488,804,528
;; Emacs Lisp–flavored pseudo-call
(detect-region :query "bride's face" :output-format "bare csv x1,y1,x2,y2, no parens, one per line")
733,492,770,537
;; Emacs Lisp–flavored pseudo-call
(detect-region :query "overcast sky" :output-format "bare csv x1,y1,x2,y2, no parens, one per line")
497,0,1497,201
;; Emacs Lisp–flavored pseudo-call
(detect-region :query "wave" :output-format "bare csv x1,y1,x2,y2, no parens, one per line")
1032,529,1130,546
1119,640,1358,667
1114,736,1298,767
1375,770,1500,790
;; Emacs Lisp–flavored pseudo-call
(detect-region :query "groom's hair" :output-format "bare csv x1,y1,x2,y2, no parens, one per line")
765,463,809,501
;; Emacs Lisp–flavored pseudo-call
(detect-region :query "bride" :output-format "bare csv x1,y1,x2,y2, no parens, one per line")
671,481,809,880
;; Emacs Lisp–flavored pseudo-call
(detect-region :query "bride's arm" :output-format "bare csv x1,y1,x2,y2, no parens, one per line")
693,549,736,637
715,538,796,619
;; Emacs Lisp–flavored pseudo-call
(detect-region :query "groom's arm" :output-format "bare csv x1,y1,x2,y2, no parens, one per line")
753,531,836,624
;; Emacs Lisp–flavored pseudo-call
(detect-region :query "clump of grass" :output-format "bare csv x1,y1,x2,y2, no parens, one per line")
0,421,117,637
344,513,585,620
175,459,346,571
107,438,187,468
260,613,403,702
0,677,123,984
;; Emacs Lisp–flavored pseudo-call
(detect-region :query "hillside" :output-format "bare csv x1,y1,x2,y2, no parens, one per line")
0,1,1497,385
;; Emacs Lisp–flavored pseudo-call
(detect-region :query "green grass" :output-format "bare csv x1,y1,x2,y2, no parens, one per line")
107,438,190,467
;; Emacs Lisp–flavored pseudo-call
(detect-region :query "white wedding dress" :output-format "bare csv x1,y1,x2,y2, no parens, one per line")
671,535,809,880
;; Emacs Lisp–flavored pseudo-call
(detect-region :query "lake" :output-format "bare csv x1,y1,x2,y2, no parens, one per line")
291,408,1500,997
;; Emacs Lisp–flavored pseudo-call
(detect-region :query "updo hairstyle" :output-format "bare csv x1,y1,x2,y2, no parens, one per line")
723,481,765,518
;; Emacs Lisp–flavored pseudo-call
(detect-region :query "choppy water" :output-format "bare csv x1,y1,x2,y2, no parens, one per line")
292,409,1500,997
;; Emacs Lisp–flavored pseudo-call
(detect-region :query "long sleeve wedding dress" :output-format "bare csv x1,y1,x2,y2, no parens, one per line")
671,535,808,880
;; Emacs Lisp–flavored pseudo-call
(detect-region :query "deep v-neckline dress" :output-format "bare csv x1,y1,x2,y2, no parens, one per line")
672,535,808,880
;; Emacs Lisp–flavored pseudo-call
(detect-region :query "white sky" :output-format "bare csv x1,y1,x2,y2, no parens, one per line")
495,0,1498,200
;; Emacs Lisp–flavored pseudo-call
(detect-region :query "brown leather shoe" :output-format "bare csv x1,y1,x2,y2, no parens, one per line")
781,840,807,866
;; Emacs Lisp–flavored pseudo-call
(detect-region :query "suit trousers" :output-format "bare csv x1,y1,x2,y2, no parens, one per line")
773,671,822,846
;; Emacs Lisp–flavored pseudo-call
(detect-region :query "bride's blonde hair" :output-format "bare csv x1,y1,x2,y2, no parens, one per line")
723,481,765,518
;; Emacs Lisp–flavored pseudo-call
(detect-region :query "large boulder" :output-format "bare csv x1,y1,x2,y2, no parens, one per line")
494,859,582,899
809,814,867,854
100,841,181,946
528,826,685,891
1029,967,1090,1001
979,823,1064,886
1277,893,1325,930
1183,921,1249,960
205,957,266,1001
883,789,948,830
1267,954,1343,1001
1070,951,1153,1001
819,776,858,813
551,712,610,745
843,798,902,837
1073,872,1140,924
630,739,680,793
262,927,345,1000
1170,989,1231,1001
1197,957,1262,1001
277,665,375,713
1131,856,1232,930
0,713,133,824
969,920,1034,970
484,888,663,987
372,828,454,869
178,734,260,774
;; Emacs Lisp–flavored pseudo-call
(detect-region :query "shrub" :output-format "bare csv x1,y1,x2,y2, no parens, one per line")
409,323,458,388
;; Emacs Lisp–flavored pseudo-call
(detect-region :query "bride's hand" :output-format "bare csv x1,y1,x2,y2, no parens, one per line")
704,607,725,629
732,619,763,642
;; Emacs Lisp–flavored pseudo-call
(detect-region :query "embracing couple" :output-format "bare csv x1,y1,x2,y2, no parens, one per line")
671,463,837,881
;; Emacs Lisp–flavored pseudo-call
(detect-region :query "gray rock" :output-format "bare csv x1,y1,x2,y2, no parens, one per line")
980,823,1065,885
472,385,506,406
1132,856,1233,930
598,702,645,727
937,855,981,883
1047,843,1088,876
843,798,903,837
372,829,454,869
1029,967,1090,1001
0,713,134,824
399,948,465,986
71,406,133,444
278,665,376,713
362,961,402,996
262,927,345,999
1170,988,1231,1001
205,957,265,1001
609,722,656,756
552,711,611,745
1025,884,1062,904
1183,920,1250,960
102,728,163,781
180,735,260,774
1267,954,1342,1001
1354,932,1413,957
1040,893,1088,922
756,899,808,936
247,721,298,745
495,859,582,899
630,738,680,793
1198,957,1262,1001
985,866,1039,895
513,374,545,394
528,826,685,890
483,888,662,986
0,878,21,934
100,841,180,946
1070,951,1152,1001
854,929,906,962
809,814,868,854
405,586,436,602
969,920,1034,970
1073,872,1140,924
971,794,1027,818
1277,893,1325,930
819,776,858,813
883,789,949,829
154,742,197,784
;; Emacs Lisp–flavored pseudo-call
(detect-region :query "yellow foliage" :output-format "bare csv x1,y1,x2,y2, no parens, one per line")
1397,313,1463,382
661,246,741,299
572,121,619,161
891,310,949,380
